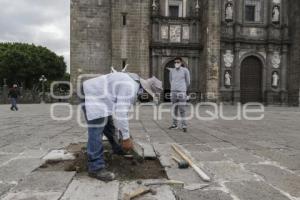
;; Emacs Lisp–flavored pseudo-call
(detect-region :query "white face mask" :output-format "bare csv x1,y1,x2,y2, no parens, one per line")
175,63,181,69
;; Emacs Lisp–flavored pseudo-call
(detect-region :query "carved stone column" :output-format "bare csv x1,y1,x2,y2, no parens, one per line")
280,45,288,104
233,43,240,103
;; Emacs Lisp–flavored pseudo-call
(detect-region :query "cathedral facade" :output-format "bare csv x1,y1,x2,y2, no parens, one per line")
71,0,300,105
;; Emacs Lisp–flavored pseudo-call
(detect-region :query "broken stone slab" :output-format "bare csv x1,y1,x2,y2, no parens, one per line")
120,180,176,200
61,177,119,200
13,171,75,192
42,150,75,161
183,183,210,191
245,164,300,198
201,161,258,182
225,181,291,200
181,144,213,152
0,158,43,183
2,191,62,200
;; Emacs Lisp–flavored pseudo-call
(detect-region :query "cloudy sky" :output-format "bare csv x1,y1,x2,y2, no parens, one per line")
0,0,70,72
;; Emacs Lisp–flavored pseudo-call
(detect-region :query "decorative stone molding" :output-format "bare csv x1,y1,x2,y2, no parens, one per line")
223,50,234,68
271,51,281,68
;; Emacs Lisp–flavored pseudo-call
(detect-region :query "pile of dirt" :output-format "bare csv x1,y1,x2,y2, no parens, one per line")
39,142,167,181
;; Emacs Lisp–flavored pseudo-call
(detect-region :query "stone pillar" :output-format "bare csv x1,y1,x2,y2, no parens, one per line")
265,45,273,104
280,45,288,104
233,43,240,103
204,0,221,102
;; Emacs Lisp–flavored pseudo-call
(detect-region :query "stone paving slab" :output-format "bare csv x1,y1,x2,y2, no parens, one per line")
225,181,291,200
222,148,264,164
245,164,300,198
252,149,300,170
175,189,233,200
0,158,43,183
191,151,227,162
13,171,75,192
0,183,14,197
181,144,213,152
61,177,119,200
201,161,258,182
2,191,62,200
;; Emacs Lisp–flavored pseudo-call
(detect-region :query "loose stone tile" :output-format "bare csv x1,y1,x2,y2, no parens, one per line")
152,143,174,167
2,191,62,200
222,148,264,164
191,152,227,162
175,189,233,200
61,177,119,200
0,158,43,182
245,164,300,198
202,161,257,182
43,150,75,161
0,154,16,166
120,180,176,200
134,141,156,158
225,181,291,200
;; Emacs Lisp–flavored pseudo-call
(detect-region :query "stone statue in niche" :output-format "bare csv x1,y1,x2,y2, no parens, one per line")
272,71,280,87
224,71,232,87
272,51,281,68
225,2,233,21
272,5,280,24
223,50,234,67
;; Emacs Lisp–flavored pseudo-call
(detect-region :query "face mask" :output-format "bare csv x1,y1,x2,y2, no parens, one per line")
175,63,181,69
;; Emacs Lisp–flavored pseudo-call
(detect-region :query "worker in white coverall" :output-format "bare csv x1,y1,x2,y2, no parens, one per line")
82,71,162,182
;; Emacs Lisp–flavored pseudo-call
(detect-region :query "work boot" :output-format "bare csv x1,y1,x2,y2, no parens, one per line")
169,124,178,129
88,168,115,182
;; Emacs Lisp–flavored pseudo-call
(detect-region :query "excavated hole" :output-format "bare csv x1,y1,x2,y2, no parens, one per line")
38,142,167,181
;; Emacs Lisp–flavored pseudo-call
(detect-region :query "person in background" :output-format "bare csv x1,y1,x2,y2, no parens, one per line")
169,57,190,132
8,84,20,111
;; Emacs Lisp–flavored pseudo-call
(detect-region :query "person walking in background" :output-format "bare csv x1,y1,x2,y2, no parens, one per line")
169,57,190,132
8,84,20,111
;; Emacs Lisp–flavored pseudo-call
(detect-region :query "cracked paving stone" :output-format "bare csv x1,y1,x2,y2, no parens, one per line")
191,152,227,162
2,191,62,200
0,183,14,197
245,164,300,198
226,181,291,200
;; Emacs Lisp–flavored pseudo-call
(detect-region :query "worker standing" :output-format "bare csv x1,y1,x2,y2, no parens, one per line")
168,57,191,132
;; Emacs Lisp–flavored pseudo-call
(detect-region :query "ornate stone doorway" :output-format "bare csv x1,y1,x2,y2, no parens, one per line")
240,56,263,103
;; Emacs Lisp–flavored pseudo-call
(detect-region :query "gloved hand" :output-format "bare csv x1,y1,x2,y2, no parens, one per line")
122,138,133,152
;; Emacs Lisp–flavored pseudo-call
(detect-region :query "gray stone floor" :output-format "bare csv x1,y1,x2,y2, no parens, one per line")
0,104,300,200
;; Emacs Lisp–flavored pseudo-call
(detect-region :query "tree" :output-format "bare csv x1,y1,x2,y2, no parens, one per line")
0,43,66,89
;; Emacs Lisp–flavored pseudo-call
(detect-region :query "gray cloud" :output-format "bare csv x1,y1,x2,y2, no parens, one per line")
0,0,70,72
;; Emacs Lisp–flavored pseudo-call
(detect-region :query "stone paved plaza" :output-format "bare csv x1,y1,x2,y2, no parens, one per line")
0,104,300,200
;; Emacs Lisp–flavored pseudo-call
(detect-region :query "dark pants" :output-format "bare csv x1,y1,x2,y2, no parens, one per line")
10,98,18,111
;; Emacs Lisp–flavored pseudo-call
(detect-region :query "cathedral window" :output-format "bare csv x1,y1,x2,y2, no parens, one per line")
166,0,186,17
244,0,262,22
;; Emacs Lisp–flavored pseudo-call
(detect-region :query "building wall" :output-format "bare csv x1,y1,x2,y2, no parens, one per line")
288,0,300,106
219,0,289,105
71,0,112,96
111,0,150,78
